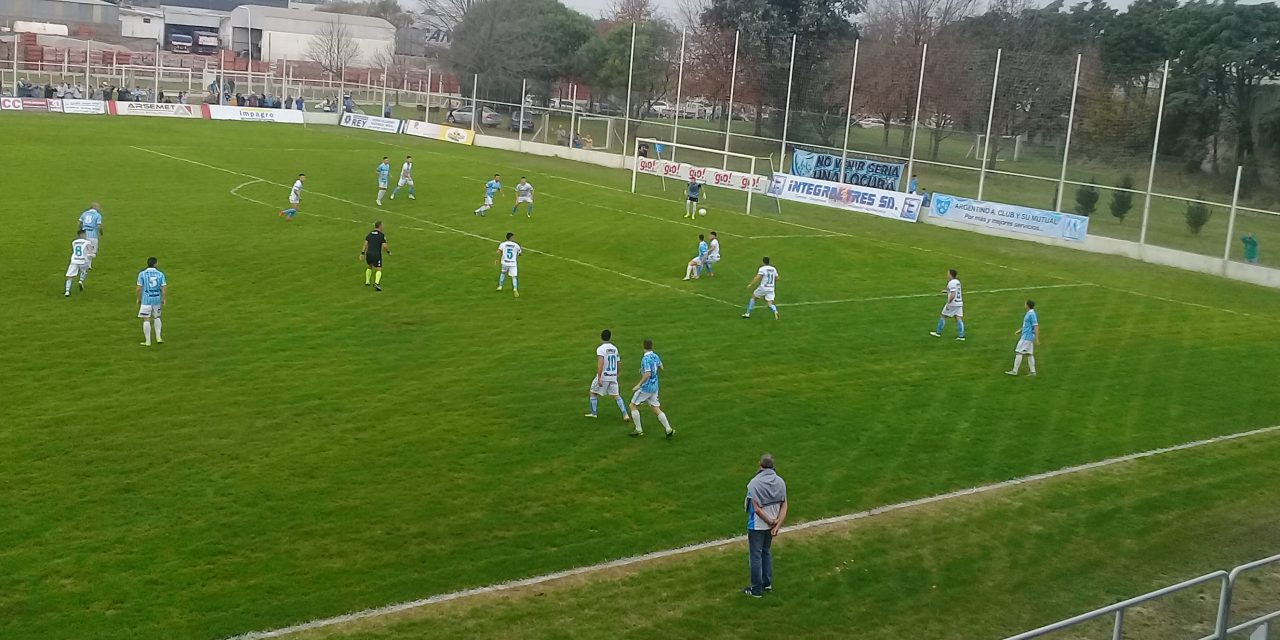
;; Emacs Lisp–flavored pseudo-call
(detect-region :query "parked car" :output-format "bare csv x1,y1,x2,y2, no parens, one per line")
592,101,622,116
446,105,502,127
509,109,535,132
648,100,674,117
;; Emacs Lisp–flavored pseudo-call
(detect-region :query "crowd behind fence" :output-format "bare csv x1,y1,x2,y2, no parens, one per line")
4,31,1279,269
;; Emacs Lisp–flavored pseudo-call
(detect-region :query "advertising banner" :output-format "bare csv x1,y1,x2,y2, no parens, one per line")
791,149,905,191
340,111,401,134
207,105,305,124
928,194,1090,242
109,102,208,118
765,172,923,222
56,99,107,115
402,120,475,145
0,97,24,110
20,98,50,111
635,157,768,194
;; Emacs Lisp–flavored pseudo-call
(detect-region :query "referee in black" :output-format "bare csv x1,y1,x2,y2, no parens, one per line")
361,221,390,291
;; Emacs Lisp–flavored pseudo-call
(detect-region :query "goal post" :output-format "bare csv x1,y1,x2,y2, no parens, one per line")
574,115,617,151
630,137,772,215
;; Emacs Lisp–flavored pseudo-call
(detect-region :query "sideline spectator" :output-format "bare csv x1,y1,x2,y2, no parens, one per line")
284,95,292,110
743,453,788,598
555,124,568,146
295,96,304,110
383,105,392,118
1242,232,1260,264
908,173,920,194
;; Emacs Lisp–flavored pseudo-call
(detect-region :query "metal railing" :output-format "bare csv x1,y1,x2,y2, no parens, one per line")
1004,553,1280,640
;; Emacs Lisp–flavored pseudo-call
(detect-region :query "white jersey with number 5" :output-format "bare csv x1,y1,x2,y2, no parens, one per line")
597,342,620,381
498,240,522,267
757,265,778,291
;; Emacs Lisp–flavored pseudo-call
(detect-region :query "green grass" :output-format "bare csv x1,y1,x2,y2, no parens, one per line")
0,112,1278,640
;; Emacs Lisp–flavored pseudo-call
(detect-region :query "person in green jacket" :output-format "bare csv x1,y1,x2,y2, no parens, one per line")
1242,233,1259,264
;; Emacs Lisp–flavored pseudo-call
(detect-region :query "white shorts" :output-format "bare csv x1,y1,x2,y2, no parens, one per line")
630,389,660,407
138,304,163,318
753,286,775,303
289,196,300,205
705,255,720,265
501,264,518,277
942,303,963,318
590,377,619,396
484,195,494,206
398,177,414,187
516,195,533,204
378,180,389,189
1016,339,1035,354
65,262,87,278
689,256,703,266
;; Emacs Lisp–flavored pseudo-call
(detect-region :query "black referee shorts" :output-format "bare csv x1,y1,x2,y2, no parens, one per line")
365,254,382,268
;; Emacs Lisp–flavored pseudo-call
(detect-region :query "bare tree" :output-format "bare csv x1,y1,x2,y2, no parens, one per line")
419,0,473,33
307,17,361,75
861,0,978,45
604,0,663,23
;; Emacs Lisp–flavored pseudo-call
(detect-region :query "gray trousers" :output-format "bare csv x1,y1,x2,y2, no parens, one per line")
748,529,773,594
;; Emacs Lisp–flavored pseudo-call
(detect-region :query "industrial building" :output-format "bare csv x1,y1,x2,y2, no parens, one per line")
226,6,395,65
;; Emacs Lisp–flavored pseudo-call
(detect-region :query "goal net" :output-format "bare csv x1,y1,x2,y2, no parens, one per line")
630,138,777,215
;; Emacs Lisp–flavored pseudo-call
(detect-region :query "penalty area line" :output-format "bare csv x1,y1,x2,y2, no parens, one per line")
224,422,1280,640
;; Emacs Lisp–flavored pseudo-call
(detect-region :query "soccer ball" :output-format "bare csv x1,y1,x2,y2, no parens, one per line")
698,208,707,216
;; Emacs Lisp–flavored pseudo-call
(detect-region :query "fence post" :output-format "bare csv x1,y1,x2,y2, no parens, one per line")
839,39,859,178
672,28,686,161
722,29,740,169
518,77,526,146
13,39,20,93
977,48,1001,201
153,43,160,102
424,68,432,121
905,43,928,193
622,23,636,156
380,63,388,116
85,39,91,88
1223,165,1244,261
779,34,797,172
1055,53,1082,212
470,73,478,133
1139,59,1170,246
1111,609,1125,640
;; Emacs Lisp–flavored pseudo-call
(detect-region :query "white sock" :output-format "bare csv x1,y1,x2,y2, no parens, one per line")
1013,354,1023,372
1028,356,1036,373
657,412,672,433
65,279,72,293
154,318,163,341
630,409,642,432
142,321,152,344
377,189,385,202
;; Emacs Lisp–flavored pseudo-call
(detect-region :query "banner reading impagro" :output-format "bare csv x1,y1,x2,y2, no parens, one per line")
402,120,474,145
928,194,1090,242
340,111,401,134
791,149,905,191
635,157,768,194
766,172,923,222
56,99,107,115
208,105,304,124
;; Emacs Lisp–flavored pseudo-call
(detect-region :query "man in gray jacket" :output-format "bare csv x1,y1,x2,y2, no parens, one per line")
744,453,788,597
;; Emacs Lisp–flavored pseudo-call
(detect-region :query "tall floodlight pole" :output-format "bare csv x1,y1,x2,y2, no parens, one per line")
779,34,797,171
977,48,1002,201
1222,165,1244,261
839,39,860,178
622,23,637,160
518,78,527,145
1054,53,1082,212
671,29,686,162
154,43,161,102
470,73,479,133
1139,59,1170,246
381,62,388,115
904,44,928,193
424,68,432,121
722,30,740,169
85,39,91,88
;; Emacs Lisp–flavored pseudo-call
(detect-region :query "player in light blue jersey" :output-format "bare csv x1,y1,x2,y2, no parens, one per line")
1006,300,1040,376
683,178,704,218
475,174,502,216
628,338,674,438
136,256,168,347
77,203,103,268
375,157,391,206
683,234,709,280
280,173,305,220
389,155,416,200
511,177,534,217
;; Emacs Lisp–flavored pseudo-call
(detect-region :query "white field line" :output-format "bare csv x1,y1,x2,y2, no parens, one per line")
227,180,448,232
226,422,1280,640
784,283,1096,308
748,234,845,239
134,146,737,308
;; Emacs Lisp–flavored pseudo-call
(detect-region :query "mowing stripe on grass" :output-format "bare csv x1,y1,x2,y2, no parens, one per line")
785,283,1097,307
226,423,1280,640
134,146,738,309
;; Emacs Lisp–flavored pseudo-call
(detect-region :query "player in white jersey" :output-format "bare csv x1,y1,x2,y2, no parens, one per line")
742,256,779,320
77,203,103,268
700,231,720,277
64,230,92,297
586,329,631,421
279,173,305,221
390,155,416,200
930,268,966,341
511,177,534,218
496,231,522,297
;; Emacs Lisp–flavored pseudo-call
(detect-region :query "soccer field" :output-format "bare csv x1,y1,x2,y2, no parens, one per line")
1,113,1278,640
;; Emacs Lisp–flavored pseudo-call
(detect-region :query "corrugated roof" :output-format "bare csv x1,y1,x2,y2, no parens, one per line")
231,4,394,30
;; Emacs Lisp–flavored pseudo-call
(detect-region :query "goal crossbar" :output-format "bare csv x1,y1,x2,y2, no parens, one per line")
630,137,771,214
